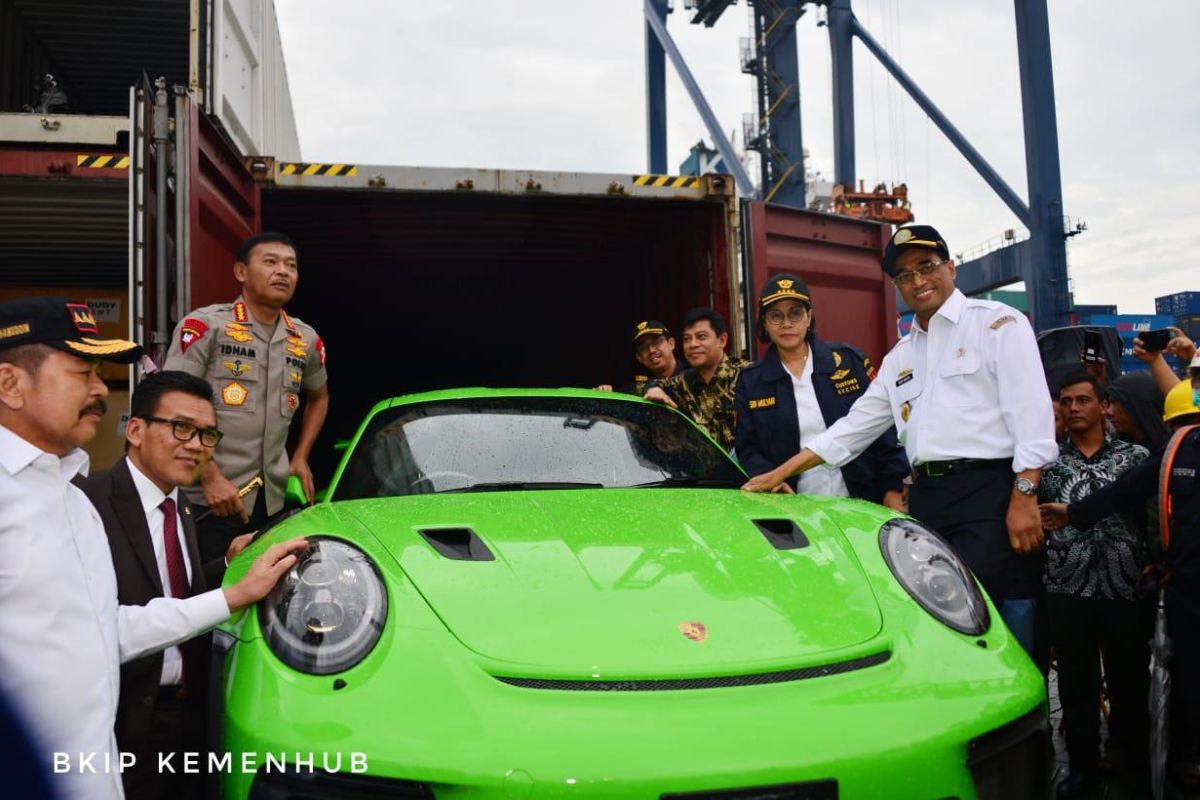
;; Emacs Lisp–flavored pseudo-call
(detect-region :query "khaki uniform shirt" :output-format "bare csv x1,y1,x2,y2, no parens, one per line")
652,356,750,451
163,297,328,515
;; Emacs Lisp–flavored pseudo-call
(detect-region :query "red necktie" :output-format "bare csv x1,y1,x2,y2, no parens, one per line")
159,498,190,600
160,497,191,696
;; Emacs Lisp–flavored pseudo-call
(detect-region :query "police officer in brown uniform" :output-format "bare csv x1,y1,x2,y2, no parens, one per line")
164,232,329,561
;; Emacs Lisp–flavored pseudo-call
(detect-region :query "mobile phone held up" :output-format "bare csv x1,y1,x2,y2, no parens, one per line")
1082,329,1103,363
1139,329,1173,352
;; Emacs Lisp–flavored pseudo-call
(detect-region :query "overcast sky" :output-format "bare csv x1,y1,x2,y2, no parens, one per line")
274,1,1199,315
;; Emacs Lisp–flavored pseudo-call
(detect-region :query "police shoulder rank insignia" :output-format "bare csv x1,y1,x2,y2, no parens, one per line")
893,228,913,245
233,301,249,323
748,396,777,410
896,368,914,387
281,309,299,338
221,381,248,406
66,303,99,334
990,315,1017,330
224,359,251,377
179,318,209,354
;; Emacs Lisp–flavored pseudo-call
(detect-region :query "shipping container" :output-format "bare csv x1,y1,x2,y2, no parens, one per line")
0,0,299,159
1155,291,1200,317
2,90,896,476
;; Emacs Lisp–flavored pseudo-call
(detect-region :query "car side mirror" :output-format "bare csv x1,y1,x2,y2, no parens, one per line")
284,474,311,510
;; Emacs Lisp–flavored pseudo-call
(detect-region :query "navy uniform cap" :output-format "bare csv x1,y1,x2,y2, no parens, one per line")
881,225,950,277
0,296,142,363
759,273,811,308
632,320,670,347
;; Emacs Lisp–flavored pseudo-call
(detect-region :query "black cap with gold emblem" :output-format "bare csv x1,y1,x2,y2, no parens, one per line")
881,224,950,276
759,273,811,309
0,296,142,363
632,319,670,347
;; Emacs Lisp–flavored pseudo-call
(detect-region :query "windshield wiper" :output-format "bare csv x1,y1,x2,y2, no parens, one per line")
630,477,744,489
440,481,604,494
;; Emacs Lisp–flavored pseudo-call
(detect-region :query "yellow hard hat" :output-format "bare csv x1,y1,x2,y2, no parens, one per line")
1162,378,1200,423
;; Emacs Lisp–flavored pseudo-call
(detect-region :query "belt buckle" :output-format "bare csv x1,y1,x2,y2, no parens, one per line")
923,461,945,478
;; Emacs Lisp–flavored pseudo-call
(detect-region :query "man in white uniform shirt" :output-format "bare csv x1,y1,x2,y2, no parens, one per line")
0,297,307,800
743,226,1057,653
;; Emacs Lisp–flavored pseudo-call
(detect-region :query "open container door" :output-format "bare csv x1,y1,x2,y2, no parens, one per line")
742,201,896,363
174,92,261,314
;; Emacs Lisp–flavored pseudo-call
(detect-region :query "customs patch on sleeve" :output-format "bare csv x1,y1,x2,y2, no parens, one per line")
179,318,209,354
989,315,1017,330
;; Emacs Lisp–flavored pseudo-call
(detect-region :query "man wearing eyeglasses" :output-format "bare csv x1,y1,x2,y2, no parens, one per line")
76,371,251,799
0,297,307,800
742,225,1056,654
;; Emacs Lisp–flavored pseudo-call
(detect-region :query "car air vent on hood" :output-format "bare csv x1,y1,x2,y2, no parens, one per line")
419,528,495,561
753,519,810,550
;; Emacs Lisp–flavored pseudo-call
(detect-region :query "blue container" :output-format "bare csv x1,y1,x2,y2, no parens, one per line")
1155,292,1200,316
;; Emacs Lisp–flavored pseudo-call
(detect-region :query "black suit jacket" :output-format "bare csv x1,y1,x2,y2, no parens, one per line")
76,458,225,757
735,339,910,502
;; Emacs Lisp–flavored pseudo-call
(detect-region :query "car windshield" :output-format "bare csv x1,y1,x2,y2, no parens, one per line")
333,396,745,499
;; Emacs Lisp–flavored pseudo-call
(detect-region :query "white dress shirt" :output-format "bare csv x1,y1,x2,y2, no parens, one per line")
125,457,194,687
790,355,850,498
807,289,1057,473
0,425,231,800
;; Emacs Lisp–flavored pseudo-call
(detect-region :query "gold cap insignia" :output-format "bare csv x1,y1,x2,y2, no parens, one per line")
637,321,649,331
777,279,794,290
893,229,913,245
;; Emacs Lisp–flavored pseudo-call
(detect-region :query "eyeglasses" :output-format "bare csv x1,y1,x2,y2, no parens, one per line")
141,416,223,447
764,306,809,326
892,259,946,287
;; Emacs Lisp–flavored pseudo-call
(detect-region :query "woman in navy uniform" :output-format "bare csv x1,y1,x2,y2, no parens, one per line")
735,273,908,508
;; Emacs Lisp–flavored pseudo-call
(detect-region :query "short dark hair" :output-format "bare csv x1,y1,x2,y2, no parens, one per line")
681,307,727,337
130,371,215,420
1057,370,1104,401
236,231,297,265
0,343,54,373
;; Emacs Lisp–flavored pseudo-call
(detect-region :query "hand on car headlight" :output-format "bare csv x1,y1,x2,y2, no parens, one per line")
259,537,388,674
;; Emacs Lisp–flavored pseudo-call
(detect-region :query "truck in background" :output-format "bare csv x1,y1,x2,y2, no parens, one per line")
0,1,897,480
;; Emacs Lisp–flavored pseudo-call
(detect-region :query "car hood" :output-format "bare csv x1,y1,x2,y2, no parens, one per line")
344,489,885,677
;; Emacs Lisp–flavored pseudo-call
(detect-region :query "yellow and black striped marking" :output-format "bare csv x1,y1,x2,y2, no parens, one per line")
280,163,358,177
76,154,130,169
633,174,701,189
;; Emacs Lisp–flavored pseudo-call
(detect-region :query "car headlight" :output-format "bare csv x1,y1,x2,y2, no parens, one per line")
879,518,990,635
259,537,388,674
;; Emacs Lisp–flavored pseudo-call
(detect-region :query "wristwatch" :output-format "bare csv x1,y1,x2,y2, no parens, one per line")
1013,476,1038,497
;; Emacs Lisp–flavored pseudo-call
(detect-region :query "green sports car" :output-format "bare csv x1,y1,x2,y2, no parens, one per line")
215,389,1048,799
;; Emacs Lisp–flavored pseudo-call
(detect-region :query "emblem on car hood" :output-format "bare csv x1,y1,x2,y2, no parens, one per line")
678,621,708,643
